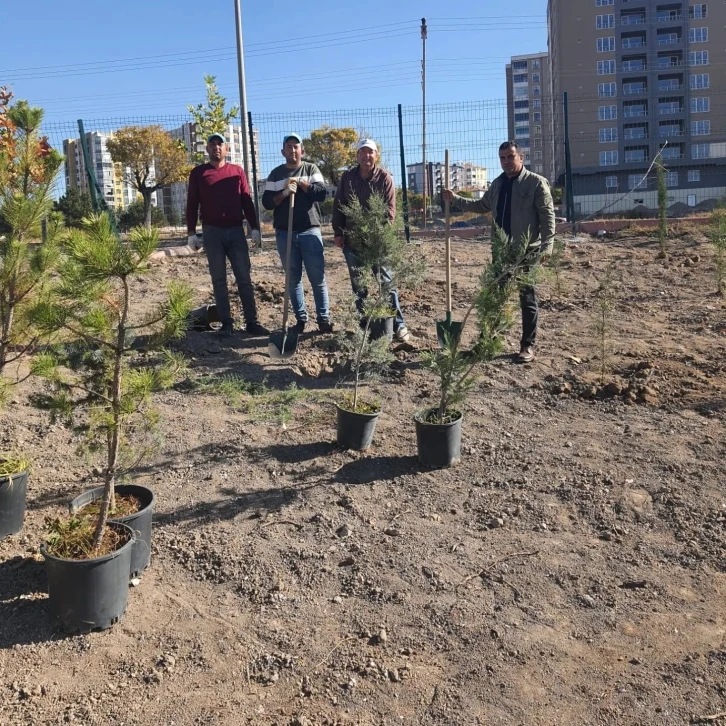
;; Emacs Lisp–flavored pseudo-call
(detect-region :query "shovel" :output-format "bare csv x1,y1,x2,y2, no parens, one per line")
268,190,299,359
436,149,463,348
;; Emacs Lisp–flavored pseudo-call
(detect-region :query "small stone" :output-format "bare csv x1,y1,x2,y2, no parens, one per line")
383,528,401,537
332,596,343,604
580,594,597,608
335,524,350,538
268,672,279,684
389,668,401,682
130,578,141,587
488,518,505,529
338,556,356,567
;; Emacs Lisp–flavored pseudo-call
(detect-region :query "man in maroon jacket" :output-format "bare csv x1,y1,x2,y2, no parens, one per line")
186,133,268,336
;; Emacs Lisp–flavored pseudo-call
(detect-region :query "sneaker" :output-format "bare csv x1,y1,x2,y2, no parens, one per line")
394,325,411,342
219,322,234,337
245,321,269,336
317,320,334,334
292,320,307,334
515,345,534,363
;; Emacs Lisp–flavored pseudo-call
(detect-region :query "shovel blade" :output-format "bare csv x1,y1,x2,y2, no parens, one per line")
268,328,299,359
436,320,463,349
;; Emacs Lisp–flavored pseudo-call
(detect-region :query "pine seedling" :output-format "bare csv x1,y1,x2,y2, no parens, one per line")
706,204,726,297
591,261,619,383
546,238,567,299
31,214,193,553
656,160,668,260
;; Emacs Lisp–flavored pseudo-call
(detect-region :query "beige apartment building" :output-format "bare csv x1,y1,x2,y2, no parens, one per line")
548,0,726,215
505,51,556,182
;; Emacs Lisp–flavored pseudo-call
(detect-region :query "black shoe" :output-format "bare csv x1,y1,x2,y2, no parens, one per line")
219,322,234,337
317,320,334,334
293,319,307,334
245,321,269,336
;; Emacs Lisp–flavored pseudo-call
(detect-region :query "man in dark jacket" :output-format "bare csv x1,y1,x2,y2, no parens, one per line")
443,141,556,362
332,139,409,341
186,132,268,337
261,133,332,333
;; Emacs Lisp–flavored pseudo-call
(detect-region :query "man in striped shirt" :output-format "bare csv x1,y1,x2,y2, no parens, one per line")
261,133,332,334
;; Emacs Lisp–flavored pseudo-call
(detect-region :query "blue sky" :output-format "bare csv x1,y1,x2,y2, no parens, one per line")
2,0,547,121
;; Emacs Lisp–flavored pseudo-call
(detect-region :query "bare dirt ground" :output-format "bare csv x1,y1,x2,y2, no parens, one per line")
1,228,725,726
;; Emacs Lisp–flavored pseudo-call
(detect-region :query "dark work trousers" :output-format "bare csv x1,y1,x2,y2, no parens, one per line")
202,225,258,326
519,283,538,348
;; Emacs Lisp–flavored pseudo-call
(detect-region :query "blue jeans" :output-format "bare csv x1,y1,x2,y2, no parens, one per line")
275,227,330,323
342,246,405,330
202,225,258,325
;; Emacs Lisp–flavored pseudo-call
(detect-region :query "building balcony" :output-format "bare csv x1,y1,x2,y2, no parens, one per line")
622,61,647,72
623,109,648,118
624,153,649,163
622,38,647,49
657,35,682,45
657,14,682,22
658,83,683,92
621,15,646,24
624,134,649,141
623,85,647,95
658,106,684,115
656,60,684,69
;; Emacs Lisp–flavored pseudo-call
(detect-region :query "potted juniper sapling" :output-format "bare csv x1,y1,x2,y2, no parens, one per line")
32,214,192,632
417,225,530,468
0,453,30,539
335,193,425,449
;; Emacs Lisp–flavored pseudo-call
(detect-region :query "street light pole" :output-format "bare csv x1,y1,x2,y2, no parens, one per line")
234,0,250,177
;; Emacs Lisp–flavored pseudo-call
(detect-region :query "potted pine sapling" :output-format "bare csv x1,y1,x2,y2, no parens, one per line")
0,93,63,533
31,213,192,632
417,225,530,468
335,193,425,449
0,452,30,539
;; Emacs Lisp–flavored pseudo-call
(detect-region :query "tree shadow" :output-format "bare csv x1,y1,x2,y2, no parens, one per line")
251,441,338,465
154,483,303,530
0,556,67,648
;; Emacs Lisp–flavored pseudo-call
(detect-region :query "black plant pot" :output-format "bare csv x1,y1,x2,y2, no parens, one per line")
0,471,28,539
41,521,135,634
336,404,380,450
70,484,155,579
414,409,463,469
367,316,395,342
186,303,220,331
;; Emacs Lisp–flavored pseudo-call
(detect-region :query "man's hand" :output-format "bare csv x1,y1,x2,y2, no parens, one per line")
441,189,455,203
282,178,298,198
187,234,202,252
249,229,261,247
296,178,310,192
334,236,345,250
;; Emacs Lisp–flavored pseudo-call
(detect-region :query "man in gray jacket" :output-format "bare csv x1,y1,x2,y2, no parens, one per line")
443,141,556,362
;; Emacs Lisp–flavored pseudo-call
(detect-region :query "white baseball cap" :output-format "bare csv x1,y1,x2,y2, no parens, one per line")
357,138,378,152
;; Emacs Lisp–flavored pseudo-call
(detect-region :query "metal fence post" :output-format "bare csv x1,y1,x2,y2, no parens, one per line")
247,111,262,247
397,104,411,243
563,93,576,233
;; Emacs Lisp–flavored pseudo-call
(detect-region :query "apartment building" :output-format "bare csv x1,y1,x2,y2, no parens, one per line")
505,52,556,182
63,132,139,210
548,0,726,215
407,161,488,195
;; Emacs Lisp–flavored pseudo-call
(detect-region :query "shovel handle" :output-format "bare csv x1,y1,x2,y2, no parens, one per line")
281,191,296,333
444,149,452,315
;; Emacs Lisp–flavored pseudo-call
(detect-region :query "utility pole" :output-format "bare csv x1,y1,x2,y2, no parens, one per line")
421,17,427,229
234,0,250,177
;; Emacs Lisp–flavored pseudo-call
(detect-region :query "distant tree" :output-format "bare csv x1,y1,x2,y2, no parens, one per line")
187,75,239,164
54,188,94,228
117,199,166,231
106,125,190,228
551,186,563,205
320,197,334,217
302,126,358,186
166,208,182,227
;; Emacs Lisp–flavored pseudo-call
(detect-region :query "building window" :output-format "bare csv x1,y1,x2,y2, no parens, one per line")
596,14,615,28
532,73,540,82
597,37,616,52
533,112,541,121
690,73,710,89
534,138,543,148
666,172,679,188
513,73,528,83
599,150,618,166
597,60,616,74
514,87,529,97
689,4,707,19
598,82,616,97
533,99,541,108
690,97,710,113
533,86,541,96
514,112,530,122
534,150,543,160
532,59,540,69
605,175,618,188
515,127,530,137
599,127,618,143
691,120,711,136
514,100,529,110
692,143,710,159
598,105,617,120
688,169,701,182
534,125,542,135
628,174,647,190
596,0,614,5
689,51,709,66
512,60,528,71
689,27,708,43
